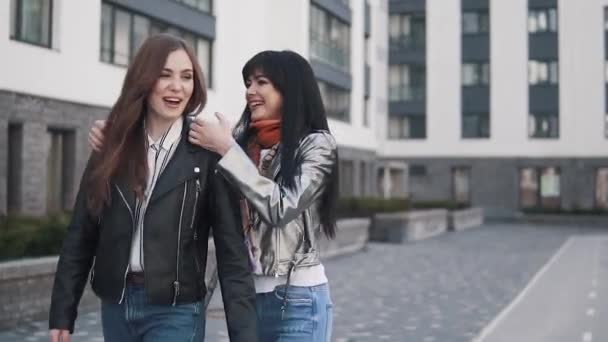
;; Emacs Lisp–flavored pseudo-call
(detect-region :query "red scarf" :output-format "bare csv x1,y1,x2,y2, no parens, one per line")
247,119,281,166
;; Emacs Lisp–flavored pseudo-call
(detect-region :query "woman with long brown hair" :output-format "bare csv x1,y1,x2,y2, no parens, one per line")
48,33,257,342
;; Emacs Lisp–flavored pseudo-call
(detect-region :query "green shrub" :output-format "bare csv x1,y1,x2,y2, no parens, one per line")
337,197,410,218
0,213,70,261
410,200,470,211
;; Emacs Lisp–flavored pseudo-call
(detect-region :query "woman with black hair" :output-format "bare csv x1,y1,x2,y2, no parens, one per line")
90,50,339,341
188,50,339,342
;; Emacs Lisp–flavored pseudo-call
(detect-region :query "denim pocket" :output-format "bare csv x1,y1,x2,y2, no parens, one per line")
273,287,313,305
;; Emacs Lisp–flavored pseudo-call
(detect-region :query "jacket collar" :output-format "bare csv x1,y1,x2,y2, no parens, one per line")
114,119,206,207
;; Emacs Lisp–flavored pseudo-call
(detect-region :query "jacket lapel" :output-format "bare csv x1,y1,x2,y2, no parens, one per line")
114,178,136,213
148,133,204,204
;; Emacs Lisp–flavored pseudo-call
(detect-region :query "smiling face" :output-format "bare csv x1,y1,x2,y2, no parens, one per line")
147,49,194,124
245,71,283,122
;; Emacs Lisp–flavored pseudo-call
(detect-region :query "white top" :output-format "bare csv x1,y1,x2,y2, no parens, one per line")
129,117,183,272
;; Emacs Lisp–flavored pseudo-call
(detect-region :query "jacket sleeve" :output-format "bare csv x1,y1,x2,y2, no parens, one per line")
217,132,337,227
49,157,99,333
207,164,258,342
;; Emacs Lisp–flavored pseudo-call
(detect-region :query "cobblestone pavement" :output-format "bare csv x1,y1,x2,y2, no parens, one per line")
0,223,599,342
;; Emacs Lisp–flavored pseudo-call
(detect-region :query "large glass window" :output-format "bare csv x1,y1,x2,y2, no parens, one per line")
389,64,425,102
387,114,425,139
462,113,489,138
528,7,558,33
100,2,213,87
10,0,53,48
462,11,489,35
529,60,558,85
596,168,608,210
520,167,561,209
529,113,559,138
310,5,351,72
318,81,350,122
389,13,425,49
462,63,490,86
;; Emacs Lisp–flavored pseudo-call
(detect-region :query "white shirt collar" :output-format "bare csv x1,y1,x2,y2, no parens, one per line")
146,116,183,151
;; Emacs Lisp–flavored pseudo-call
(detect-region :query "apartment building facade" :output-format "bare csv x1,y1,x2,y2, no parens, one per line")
0,0,389,216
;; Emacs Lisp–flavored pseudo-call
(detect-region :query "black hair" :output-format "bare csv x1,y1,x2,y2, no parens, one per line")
234,50,339,238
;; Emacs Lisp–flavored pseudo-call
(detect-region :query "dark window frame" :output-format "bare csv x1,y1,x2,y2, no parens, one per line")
389,12,426,50
528,113,559,139
528,6,558,34
387,114,426,140
10,0,54,49
518,166,562,210
462,112,490,139
461,10,490,35
100,2,214,87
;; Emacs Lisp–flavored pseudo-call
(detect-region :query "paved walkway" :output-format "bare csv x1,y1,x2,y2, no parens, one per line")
0,223,601,341
477,235,608,342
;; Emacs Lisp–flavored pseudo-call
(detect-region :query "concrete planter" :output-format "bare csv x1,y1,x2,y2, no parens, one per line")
370,209,449,243
0,218,371,328
0,256,98,329
318,218,370,259
449,207,484,231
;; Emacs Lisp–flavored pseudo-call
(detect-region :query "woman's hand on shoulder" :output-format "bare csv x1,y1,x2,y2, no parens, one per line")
188,112,235,156
88,120,106,152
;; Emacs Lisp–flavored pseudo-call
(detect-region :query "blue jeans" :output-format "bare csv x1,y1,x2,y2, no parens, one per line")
101,284,204,342
256,283,333,342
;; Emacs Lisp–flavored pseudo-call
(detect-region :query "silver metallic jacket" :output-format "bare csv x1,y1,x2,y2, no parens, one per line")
217,131,337,276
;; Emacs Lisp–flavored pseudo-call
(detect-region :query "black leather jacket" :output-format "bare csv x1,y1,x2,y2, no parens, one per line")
49,127,257,341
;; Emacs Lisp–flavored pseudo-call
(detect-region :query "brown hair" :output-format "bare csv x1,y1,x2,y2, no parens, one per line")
88,33,207,215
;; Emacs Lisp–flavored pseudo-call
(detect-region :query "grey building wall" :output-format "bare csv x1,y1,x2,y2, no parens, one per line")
338,145,377,197
0,120,6,216
0,90,108,216
383,157,608,217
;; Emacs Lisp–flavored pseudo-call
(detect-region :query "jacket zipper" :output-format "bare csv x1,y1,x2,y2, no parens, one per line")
173,182,188,306
115,185,135,304
275,224,280,277
190,179,200,234
192,179,202,274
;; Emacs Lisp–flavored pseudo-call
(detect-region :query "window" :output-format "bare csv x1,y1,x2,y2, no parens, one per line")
10,0,53,48
389,13,425,49
520,167,561,209
318,81,350,122
462,63,490,86
528,7,558,33
462,11,489,35
596,168,608,210
388,114,426,139
100,2,213,87
339,160,355,198
410,165,427,177
173,0,211,13
7,123,23,214
462,113,490,138
528,60,558,85
452,167,471,205
389,64,425,102
360,162,367,197
46,129,75,213
529,113,559,138
310,5,351,71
